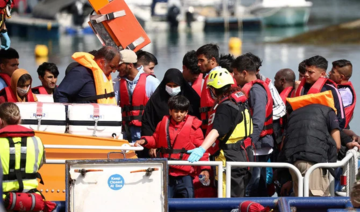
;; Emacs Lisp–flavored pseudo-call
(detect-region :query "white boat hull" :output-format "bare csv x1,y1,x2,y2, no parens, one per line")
255,6,311,26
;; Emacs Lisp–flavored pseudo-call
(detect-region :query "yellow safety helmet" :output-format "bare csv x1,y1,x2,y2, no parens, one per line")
207,68,234,89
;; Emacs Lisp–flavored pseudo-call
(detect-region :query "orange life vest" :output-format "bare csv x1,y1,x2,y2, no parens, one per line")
0,73,11,87
241,79,273,137
338,81,356,128
31,86,48,95
287,90,336,113
72,52,117,105
294,77,337,97
2,87,35,102
119,73,149,127
192,73,203,97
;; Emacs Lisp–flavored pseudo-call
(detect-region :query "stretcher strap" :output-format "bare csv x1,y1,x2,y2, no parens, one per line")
126,37,145,50
36,102,43,117
91,104,100,117
95,10,126,23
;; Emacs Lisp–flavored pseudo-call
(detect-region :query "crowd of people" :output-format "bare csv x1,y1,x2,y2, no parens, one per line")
0,43,359,200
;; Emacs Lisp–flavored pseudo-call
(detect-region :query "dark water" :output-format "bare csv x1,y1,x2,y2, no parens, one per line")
9,0,360,132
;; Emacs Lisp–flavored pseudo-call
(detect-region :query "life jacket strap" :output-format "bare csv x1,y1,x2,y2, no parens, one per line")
199,107,212,113
94,10,126,23
122,105,145,112
76,92,115,101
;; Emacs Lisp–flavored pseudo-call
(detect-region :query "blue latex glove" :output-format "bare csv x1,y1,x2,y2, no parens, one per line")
1,31,11,50
187,147,206,163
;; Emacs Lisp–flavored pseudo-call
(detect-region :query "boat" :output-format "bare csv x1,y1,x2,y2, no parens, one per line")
247,0,313,26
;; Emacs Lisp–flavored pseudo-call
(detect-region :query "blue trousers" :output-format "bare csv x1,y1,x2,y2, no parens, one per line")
168,175,194,198
246,154,271,197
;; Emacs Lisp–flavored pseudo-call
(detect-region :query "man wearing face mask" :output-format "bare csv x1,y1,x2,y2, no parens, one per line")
114,49,160,144
0,69,37,103
54,46,120,104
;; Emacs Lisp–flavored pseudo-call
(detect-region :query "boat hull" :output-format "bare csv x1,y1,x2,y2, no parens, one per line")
253,6,311,26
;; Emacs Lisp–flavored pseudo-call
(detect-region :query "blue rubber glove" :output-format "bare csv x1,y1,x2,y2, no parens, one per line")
187,147,206,163
1,31,11,50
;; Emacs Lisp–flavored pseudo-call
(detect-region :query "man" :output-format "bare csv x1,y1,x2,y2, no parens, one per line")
279,93,359,196
298,60,306,81
294,55,346,129
54,46,119,104
329,59,356,128
182,50,202,96
219,54,235,73
274,68,296,103
232,54,274,197
246,52,286,121
136,50,158,75
196,44,223,131
114,49,159,143
0,47,19,90
32,62,59,95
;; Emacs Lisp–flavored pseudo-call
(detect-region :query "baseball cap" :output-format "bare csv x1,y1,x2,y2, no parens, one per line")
239,201,271,212
119,49,137,64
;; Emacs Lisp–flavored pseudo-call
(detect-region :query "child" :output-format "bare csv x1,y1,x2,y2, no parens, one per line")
0,69,37,103
329,59,356,128
135,95,210,198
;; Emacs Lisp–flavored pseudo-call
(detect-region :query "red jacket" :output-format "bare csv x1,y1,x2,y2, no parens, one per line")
192,73,203,96
142,115,210,177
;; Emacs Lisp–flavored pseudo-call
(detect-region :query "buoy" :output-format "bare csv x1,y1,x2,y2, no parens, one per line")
35,45,48,57
229,37,242,57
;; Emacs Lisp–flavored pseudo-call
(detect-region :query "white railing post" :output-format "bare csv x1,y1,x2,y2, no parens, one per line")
225,162,303,197
303,147,358,197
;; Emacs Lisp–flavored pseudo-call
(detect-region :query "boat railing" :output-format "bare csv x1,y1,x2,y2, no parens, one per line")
225,162,304,197
168,161,224,198
304,147,359,197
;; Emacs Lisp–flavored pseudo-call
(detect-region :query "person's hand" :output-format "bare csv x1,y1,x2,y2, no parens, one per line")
346,141,360,150
134,139,146,147
149,148,157,158
280,181,293,196
0,31,10,50
187,147,205,163
199,170,210,185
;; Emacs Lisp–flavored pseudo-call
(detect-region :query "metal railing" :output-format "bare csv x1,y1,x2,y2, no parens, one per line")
168,161,223,198
304,147,358,197
225,162,304,197
44,144,144,151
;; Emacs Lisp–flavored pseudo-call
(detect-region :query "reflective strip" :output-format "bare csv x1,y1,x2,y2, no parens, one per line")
95,10,126,23
131,36,145,47
9,147,15,154
30,193,36,211
21,146,27,154
247,202,254,212
31,137,40,172
10,192,16,210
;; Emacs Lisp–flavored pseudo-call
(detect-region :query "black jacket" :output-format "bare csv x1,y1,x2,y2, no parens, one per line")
279,104,337,164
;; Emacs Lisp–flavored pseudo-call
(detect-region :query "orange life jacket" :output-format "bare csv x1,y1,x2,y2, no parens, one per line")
192,73,203,97
31,86,48,95
119,73,149,127
241,79,273,137
338,81,356,128
287,90,336,113
0,73,11,87
2,87,35,102
294,77,337,97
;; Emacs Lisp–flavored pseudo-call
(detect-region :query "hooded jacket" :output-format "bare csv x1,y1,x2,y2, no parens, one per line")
0,69,37,103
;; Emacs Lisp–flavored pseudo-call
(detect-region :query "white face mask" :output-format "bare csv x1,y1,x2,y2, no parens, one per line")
17,86,30,96
166,85,181,96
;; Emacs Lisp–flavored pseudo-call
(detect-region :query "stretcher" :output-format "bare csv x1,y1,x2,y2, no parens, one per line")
88,0,151,52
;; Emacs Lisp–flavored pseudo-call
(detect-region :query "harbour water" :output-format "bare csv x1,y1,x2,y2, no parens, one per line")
8,0,360,132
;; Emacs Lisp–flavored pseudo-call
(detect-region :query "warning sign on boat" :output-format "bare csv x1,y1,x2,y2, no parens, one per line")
108,174,125,190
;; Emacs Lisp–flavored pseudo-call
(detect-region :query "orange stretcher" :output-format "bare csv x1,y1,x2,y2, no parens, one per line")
88,0,150,52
